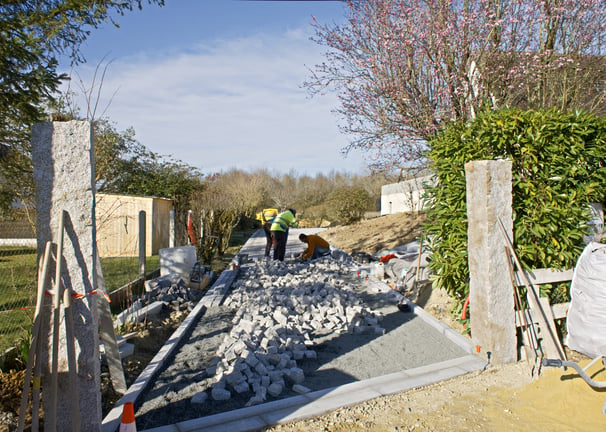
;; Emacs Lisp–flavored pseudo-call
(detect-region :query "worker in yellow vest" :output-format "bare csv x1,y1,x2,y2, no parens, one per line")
255,207,279,257
270,208,298,261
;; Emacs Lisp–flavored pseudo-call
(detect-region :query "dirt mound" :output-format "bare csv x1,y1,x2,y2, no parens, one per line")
320,213,426,255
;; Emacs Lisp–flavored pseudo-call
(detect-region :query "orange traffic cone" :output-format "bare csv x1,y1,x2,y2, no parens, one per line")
119,401,137,431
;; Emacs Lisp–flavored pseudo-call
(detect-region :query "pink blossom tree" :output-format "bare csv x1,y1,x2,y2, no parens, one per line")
307,0,606,172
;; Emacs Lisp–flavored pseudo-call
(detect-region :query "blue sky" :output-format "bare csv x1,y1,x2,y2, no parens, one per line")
58,0,369,176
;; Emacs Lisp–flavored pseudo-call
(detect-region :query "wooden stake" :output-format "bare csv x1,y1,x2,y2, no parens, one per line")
30,336,43,432
17,241,52,432
31,243,52,431
94,247,127,394
504,246,541,376
48,211,66,432
63,275,81,431
412,236,424,293
497,218,566,361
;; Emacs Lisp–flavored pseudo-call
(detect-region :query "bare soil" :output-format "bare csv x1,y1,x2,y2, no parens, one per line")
321,212,428,257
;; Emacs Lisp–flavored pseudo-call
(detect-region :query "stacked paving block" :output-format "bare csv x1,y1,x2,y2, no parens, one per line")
192,256,387,407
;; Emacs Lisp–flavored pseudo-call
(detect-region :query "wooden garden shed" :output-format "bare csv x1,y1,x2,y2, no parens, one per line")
96,193,172,257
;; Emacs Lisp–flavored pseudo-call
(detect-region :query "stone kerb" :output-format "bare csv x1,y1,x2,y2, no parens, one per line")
0,238,37,247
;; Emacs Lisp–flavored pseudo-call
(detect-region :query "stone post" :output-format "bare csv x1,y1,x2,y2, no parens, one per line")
169,209,175,247
465,160,516,365
139,210,146,277
32,121,102,431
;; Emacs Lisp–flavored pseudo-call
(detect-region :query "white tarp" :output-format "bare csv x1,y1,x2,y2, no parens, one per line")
159,245,197,282
566,242,606,358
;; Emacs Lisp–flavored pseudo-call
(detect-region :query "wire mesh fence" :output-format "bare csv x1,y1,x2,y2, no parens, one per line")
0,243,160,359
0,245,38,358
0,201,175,368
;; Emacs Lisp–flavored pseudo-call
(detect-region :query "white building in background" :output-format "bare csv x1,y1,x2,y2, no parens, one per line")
381,175,435,215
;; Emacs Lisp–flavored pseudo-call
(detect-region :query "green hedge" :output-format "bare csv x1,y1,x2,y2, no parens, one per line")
425,108,606,309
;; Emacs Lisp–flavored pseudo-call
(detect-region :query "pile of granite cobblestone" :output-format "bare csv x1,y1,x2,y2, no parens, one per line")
193,255,387,407
114,273,207,327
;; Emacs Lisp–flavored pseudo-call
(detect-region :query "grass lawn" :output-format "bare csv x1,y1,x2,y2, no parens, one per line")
0,246,160,355
0,228,255,359
0,247,38,356
100,255,160,291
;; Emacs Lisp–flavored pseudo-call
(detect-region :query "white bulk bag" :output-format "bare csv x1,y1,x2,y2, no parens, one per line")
566,242,606,358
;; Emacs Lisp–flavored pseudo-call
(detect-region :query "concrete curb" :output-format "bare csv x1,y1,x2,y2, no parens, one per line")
140,355,486,432
0,238,36,247
102,257,242,432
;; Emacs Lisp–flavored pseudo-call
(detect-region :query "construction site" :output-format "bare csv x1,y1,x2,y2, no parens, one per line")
10,121,606,432
98,228,480,431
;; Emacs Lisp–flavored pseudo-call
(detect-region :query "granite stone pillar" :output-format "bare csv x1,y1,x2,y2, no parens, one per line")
466,160,516,365
32,121,101,431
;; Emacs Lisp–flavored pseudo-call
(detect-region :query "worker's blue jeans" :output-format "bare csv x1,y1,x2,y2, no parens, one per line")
311,245,331,260
263,222,273,256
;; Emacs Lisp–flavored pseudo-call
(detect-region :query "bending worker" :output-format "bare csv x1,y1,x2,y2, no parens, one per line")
270,208,298,261
298,233,331,261
256,207,278,257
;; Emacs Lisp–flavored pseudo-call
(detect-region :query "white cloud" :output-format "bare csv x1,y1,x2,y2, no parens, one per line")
63,29,367,175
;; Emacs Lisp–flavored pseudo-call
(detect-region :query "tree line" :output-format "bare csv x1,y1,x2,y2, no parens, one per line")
187,168,392,263
2,0,605,279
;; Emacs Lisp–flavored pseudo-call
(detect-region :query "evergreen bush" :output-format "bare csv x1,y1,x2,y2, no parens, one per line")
425,108,606,309
326,186,371,224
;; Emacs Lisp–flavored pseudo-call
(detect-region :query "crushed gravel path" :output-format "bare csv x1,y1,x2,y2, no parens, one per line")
121,230,477,431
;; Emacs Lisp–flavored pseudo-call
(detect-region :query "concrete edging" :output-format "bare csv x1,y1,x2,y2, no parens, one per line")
139,355,486,432
101,257,242,432
0,238,36,247
102,243,484,432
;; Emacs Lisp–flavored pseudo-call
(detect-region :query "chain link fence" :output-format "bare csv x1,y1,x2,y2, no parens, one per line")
0,243,38,361
0,240,160,362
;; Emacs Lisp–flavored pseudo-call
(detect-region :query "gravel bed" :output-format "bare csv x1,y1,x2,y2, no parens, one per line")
133,255,467,430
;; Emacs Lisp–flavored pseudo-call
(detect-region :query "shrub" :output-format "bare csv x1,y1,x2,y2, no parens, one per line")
425,108,606,306
326,186,371,224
